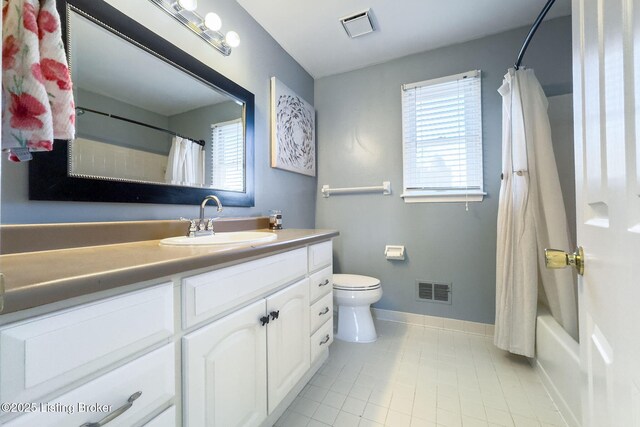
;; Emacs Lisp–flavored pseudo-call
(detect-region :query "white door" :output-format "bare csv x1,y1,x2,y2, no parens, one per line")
265,279,310,414
182,299,267,427
573,0,640,425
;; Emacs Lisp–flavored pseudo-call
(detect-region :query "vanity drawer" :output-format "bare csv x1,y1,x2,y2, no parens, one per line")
0,283,173,404
5,343,175,427
308,241,333,272
183,248,307,328
310,318,333,365
310,291,333,335
309,265,333,303
144,406,176,426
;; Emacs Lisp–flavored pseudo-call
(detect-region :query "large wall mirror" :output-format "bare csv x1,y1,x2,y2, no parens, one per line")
29,0,255,206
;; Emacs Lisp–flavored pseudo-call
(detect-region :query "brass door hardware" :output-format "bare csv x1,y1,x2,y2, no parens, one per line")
544,247,585,276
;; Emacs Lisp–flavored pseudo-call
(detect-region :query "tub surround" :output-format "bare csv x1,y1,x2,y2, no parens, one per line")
535,307,581,426
0,218,337,316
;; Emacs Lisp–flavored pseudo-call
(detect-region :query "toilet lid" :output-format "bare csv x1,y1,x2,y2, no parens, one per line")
333,274,381,290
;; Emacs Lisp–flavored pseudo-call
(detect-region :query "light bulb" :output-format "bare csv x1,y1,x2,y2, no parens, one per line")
225,30,240,47
204,13,222,31
178,0,197,11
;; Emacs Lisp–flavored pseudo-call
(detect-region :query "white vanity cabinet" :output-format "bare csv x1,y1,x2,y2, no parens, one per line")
266,279,310,413
307,243,334,366
182,278,310,426
0,237,334,427
4,344,175,427
183,299,268,427
0,284,175,427
144,406,177,427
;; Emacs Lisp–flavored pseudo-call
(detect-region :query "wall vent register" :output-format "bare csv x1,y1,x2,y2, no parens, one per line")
416,281,452,304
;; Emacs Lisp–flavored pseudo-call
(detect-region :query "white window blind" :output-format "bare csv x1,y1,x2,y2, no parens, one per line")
211,118,244,192
401,70,484,203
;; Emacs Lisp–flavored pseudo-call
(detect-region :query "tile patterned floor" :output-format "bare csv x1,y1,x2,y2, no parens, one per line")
276,320,567,427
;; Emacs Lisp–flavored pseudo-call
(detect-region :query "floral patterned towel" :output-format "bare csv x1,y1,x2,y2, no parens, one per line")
2,0,75,161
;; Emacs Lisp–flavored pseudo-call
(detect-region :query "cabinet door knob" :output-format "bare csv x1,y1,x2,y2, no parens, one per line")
79,391,141,427
260,316,270,326
270,310,280,320
319,334,330,346
319,307,330,316
319,279,330,287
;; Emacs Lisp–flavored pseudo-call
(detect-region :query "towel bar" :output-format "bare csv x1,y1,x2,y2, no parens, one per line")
321,181,391,198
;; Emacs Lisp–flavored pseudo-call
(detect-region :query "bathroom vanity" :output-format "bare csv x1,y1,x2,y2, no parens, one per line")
0,220,337,427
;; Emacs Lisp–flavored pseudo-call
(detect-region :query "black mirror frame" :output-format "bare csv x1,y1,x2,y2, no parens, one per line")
29,0,255,207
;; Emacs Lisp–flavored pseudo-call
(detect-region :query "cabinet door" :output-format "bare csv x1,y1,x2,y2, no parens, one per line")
266,279,310,413
183,299,267,427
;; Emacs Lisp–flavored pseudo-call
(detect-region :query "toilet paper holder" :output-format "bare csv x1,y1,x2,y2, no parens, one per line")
384,245,405,261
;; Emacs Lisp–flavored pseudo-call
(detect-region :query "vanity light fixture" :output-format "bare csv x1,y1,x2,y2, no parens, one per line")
177,0,197,11
204,12,222,31
149,0,240,56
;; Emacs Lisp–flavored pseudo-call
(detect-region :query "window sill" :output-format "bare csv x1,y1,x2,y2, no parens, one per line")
401,192,486,203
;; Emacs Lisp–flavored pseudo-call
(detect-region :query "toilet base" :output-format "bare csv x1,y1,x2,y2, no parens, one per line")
335,305,377,343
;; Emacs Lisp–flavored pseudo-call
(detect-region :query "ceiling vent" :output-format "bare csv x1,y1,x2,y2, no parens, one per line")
340,9,375,39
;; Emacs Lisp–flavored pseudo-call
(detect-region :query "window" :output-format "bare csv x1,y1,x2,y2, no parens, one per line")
401,70,484,203
211,119,244,192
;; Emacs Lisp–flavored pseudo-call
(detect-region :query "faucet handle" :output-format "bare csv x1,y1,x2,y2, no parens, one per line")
207,218,214,231
183,219,197,237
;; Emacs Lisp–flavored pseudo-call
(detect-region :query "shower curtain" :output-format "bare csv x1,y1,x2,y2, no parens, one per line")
165,136,205,187
494,68,578,357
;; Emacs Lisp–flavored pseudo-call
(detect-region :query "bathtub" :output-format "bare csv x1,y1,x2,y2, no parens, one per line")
535,307,581,427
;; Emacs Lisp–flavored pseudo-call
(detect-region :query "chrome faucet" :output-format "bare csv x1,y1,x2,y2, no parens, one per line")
193,195,223,236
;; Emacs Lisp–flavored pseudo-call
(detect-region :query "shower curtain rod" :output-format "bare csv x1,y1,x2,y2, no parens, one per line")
76,106,206,147
514,0,557,70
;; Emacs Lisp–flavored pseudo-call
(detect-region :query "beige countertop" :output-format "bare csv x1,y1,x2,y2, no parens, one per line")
0,227,338,316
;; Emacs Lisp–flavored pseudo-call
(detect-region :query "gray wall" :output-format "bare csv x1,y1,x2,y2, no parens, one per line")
314,17,573,324
76,88,172,155
1,0,316,227
169,101,242,144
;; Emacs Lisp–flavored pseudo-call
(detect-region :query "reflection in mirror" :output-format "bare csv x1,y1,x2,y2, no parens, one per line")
29,0,254,206
69,10,245,191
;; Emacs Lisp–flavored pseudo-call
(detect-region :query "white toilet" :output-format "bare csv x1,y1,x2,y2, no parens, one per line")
333,274,382,343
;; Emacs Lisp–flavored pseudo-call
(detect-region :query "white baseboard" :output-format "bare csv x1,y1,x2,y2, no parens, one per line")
371,308,494,336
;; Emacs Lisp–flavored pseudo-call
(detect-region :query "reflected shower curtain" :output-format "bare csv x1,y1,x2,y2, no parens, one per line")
494,69,577,357
165,136,205,186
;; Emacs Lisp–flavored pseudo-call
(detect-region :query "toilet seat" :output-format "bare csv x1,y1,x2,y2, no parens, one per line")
333,274,381,291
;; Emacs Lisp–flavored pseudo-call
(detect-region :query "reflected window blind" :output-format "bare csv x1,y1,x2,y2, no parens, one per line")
401,70,483,197
211,119,244,191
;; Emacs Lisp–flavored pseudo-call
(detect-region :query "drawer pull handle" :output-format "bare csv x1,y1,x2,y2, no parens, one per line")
260,316,270,326
319,334,331,346
319,307,330,316
270,310,280,321
319,279,330,287
79,391,142,427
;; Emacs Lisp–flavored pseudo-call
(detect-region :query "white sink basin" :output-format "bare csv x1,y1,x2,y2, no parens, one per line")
160,231,277,246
